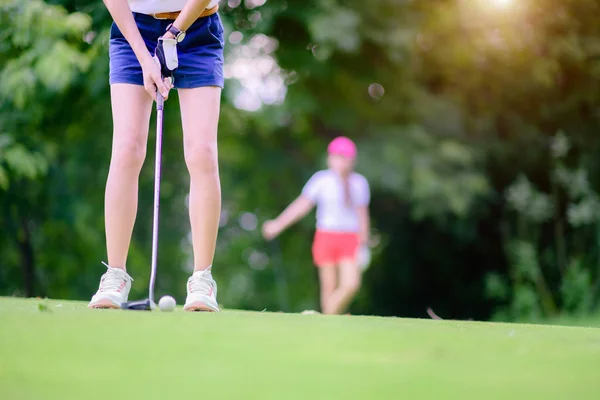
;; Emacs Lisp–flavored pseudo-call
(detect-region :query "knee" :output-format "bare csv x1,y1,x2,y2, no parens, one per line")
184,140,218,176
111,134,146,172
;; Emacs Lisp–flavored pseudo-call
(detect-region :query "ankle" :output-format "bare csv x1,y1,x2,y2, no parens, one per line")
102,261,126,271
193,264,212,273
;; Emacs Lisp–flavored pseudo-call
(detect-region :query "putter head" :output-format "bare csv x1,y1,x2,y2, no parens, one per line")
120,299,156,311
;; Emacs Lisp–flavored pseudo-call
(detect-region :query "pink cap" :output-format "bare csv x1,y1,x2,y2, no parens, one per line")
327,136,357,159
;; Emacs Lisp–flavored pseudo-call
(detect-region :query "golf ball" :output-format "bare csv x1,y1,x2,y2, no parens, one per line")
158,295,176,312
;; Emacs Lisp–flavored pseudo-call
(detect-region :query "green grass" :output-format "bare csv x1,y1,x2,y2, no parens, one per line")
1,297,600,399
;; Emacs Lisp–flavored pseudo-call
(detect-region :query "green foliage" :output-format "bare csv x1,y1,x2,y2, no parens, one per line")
360,126,490,221
484,272,509,300
308,1,361,56
506,175,554,224
0,134,48,189
511,284,542,321
490,132,600,320
1,0,92,106
1,0,115,299
501,240,548,320
561,258,594,315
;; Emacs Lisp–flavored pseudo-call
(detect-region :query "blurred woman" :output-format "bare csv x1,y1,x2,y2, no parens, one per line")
262,137,371,315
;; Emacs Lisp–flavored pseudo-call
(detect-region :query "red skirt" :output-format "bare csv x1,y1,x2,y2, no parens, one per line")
311,230,360,267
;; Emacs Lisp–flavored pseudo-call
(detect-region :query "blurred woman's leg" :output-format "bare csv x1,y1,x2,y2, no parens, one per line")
326,259,361,315
318,265,337,314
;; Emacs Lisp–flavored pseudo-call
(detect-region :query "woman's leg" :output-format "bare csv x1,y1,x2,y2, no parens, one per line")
178,86,222,271
179,86,222,312
89,84,152,308
326,259,362,315
105,84,153,269
318,265,337,314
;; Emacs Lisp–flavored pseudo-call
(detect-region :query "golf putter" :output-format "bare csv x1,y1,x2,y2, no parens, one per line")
121,91,165,311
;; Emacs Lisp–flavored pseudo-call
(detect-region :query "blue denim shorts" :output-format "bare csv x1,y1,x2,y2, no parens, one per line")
109,12,224,89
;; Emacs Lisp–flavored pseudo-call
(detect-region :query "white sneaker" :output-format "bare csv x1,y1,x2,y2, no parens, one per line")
184,269,219,312
88,263,133,309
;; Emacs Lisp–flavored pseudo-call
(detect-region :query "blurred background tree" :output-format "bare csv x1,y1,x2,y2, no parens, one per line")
1,0,599,322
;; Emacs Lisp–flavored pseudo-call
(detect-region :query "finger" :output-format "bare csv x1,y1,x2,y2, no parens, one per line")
164,79,174,92
144,82,157,101
164,76,174,90
154,75,169,99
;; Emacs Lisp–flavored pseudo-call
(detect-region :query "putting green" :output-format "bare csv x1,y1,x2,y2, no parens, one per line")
1,297,599,399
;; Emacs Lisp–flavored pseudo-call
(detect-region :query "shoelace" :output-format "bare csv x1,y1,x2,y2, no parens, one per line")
98,262,133,293
188,270,213,294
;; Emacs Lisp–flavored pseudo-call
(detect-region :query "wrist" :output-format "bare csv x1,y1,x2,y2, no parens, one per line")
165,22,186,43
138,51,155,68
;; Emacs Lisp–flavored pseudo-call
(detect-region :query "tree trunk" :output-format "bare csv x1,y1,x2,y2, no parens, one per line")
18,218,35,297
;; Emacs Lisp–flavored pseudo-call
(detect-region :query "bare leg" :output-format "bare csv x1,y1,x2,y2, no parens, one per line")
105,84,153,269
178,86,222,271
318,265,337,314
327,259,361,315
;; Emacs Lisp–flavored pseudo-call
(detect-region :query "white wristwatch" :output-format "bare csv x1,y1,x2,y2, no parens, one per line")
166,23,186,43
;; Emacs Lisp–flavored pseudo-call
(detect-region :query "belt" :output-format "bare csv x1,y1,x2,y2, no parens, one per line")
152,5,218,20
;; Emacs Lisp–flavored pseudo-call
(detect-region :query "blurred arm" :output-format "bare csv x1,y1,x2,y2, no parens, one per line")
357,206,370,244
103,1,153,67
274,196,315,234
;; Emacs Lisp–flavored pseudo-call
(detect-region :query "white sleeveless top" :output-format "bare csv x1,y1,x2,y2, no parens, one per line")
302,170,370,233
128,0,219,14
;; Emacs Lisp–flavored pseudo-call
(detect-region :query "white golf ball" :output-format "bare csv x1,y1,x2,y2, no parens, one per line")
158,295,176,312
